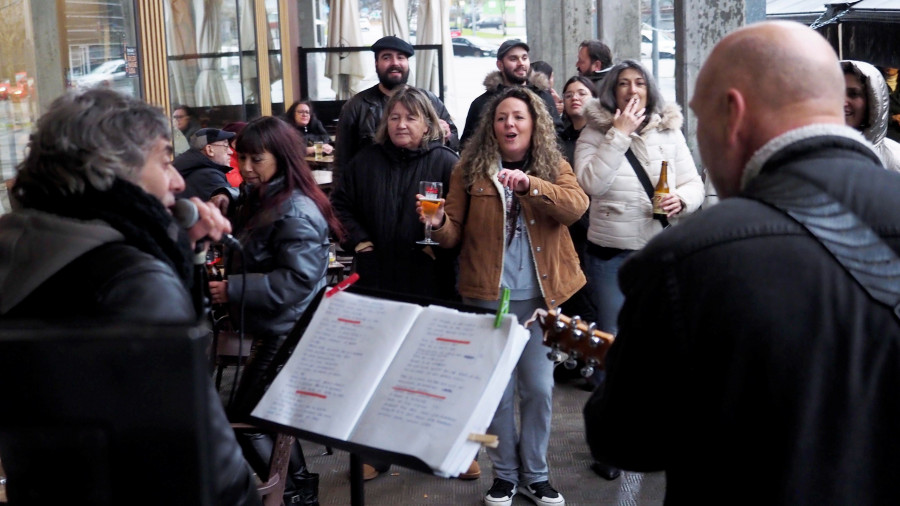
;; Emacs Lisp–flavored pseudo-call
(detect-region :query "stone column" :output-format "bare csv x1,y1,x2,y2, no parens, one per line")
674,0,765,160
596,0,641,62
525,0,593,97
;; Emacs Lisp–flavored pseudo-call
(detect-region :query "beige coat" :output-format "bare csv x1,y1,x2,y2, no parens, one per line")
574,101,704,250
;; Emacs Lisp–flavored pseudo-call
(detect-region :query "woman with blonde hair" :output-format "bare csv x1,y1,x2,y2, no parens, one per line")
421,86,588,506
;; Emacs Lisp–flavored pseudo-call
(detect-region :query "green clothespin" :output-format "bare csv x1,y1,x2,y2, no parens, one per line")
494,287,510,328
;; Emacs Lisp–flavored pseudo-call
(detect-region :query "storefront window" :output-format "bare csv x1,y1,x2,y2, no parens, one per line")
0,3,33,185
166,0,265,131
65,1,140,98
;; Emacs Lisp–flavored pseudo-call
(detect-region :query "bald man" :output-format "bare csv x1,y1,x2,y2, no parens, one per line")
584,22,900,505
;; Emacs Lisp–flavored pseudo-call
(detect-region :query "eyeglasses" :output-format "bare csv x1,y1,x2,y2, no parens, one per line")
208,142,230,149
296,111,311,115
172,114,187,120
563,90,592,100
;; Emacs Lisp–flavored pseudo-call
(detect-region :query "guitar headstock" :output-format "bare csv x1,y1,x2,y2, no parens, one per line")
527,309,615,378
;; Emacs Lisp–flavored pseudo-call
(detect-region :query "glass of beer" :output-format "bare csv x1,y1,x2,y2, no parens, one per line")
314,141,324,161
417,181,443,246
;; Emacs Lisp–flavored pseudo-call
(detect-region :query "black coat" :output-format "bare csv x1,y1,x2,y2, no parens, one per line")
295,117,332,146
335,85,459,173
584,133,900,505
0,182,259,506
173,149,231,201
330,140,459,301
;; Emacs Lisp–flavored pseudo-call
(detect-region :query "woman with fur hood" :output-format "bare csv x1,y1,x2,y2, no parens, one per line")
840,60,900,172
574,59,703,338
422,86,588,506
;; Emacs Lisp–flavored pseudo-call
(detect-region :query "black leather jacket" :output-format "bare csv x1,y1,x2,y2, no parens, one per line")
335,84,459,173
224,176,330,339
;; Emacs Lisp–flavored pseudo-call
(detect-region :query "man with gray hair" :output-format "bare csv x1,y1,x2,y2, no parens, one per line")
174,127,236,201
0,88,259,505
585,21,900,504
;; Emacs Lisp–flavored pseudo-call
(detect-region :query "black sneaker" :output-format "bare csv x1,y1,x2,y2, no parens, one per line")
520,480,565,506
484,478,517,506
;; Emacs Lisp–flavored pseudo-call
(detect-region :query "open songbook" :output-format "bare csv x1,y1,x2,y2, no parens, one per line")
251,291,530,478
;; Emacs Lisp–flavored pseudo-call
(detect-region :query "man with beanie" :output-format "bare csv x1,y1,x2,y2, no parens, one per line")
460,39,563,150
335,35,459,176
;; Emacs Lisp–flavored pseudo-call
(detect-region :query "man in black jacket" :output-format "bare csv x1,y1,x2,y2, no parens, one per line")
584,21,900,505
335,36,459,176
0,88,259,506
460,39,563,150
575,39,613,88
174,127,235,200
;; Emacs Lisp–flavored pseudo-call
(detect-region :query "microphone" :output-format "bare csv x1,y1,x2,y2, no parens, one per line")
172,199,242,250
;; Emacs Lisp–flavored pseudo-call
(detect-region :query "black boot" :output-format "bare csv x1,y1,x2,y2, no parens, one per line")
284,441,319,506
284,473,319,505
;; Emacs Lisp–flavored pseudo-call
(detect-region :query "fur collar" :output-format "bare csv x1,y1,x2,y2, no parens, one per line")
582,100,684,134
482,70,551,92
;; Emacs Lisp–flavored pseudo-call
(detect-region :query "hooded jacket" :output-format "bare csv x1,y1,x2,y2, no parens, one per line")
841,60,900,172
460,70,564,149
173,148,232,201
574,100,704,251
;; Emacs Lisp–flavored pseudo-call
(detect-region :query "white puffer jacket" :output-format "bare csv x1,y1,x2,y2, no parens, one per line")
574,100,704,251
841,60,900,173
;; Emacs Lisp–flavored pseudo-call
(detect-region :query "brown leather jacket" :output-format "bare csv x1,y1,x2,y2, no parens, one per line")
433,159,588,308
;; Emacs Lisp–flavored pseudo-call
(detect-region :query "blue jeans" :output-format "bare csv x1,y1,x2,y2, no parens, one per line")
464,296,554,487
584,249,632,335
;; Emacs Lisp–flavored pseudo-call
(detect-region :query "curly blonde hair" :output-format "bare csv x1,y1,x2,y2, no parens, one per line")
458,86,562,185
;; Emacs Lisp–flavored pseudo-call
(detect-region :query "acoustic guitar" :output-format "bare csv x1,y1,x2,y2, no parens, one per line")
527,309,615,378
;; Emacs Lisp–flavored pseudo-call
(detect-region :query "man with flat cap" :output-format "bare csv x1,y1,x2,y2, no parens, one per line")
173,127,236,201
335,35,459,177
584,21,900,504
460,39,563,150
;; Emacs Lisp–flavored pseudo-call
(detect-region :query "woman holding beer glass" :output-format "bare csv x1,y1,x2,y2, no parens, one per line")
420,86,588,506
208,116,344,505
331,86,459,302
285,99,334,157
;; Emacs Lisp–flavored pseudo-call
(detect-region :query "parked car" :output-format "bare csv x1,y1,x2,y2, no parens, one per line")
467,16,505,30
0,80,9,101
640,27,676,59
72,59,129,89
452,37,496,57
450,29,461,37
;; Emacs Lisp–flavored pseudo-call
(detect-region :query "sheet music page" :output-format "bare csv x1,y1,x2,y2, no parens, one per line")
252,291,422,440
349,306,527,473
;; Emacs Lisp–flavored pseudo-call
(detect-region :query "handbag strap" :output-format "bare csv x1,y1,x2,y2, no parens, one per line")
748,172,900,322
624,148,669,228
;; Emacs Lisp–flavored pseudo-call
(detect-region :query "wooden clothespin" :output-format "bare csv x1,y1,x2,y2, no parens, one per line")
468,433,499,448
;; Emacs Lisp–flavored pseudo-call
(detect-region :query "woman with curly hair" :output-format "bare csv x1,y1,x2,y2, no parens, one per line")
420,86,588,506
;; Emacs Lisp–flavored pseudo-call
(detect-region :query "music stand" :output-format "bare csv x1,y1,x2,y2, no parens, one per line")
242,286,496,506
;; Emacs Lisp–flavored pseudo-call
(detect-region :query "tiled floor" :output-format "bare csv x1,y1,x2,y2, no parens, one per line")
292,379,667,505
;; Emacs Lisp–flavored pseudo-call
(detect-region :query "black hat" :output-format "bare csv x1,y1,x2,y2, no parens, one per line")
190,128,235,149
497,39,529,59
371,36,414,57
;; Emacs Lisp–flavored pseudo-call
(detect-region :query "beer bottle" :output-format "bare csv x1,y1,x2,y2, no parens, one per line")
652,160,669,215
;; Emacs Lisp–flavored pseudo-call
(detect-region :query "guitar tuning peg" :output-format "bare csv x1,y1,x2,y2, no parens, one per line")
564,357,578,370
547,349,563,363
553,320,567,334
580,364,595,378
586,321,597,334
588,335,601,348
569,315,582,330
571,328,584,341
